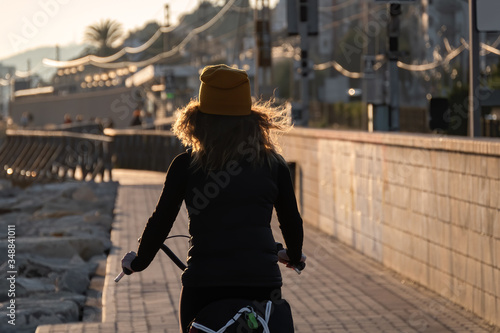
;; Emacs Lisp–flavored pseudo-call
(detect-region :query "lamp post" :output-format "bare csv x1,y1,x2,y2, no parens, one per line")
468,0,480,137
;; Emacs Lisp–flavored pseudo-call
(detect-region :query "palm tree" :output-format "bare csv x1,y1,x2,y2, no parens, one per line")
84,19,124,56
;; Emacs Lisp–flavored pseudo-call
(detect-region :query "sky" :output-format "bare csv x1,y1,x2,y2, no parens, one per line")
0,0,202,61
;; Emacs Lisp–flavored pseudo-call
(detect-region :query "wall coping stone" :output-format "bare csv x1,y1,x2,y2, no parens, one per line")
287,127,500,157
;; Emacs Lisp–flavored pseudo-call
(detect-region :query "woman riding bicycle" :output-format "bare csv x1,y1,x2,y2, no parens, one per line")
121,64,305,332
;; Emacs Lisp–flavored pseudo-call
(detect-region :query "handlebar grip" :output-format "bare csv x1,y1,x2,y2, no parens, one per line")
293,261,306,274
114,267,133,283
114,271,125,282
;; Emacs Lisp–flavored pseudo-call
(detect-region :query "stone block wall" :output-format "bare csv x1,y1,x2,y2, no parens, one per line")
280,128,500,326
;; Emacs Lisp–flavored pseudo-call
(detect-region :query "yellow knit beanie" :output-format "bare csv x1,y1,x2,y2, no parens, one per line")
198,64,252,116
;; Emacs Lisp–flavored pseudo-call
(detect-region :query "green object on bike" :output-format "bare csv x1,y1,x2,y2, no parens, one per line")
246,312,259,329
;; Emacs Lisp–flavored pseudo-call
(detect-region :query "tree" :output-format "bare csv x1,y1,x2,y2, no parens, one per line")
84,19,124,56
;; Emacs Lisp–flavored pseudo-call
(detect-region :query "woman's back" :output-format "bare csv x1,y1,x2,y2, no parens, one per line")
183,155,283,287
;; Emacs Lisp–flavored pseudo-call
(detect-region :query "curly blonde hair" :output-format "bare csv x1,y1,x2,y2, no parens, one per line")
172,98,291,171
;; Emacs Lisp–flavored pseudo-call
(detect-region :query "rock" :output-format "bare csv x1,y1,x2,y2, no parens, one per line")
8,183,76,214
25,182,81,198
26,214,111,239
83,210,113,229
33,197,86,218
58,268,90,294
72,184,97,201
33,195,115,219
0,255,98,302
16,277,56,296
0,197,19,212
36,291,86,307
88,253,108,276
0,212,32,238
0,236,111,261
10,196,46,214
0,178,13,191
10,181,116,217
0,299,79,332
0,180,118,331
0,183,20,204
20,254,97,278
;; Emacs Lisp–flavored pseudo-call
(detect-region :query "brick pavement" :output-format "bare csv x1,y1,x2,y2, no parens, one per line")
36,169,497,333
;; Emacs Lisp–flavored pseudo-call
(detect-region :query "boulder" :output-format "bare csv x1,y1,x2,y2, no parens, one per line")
0,299,79,333
57,267,90,294
10,196,47,214
19,254,97,278
83,210,113,229
0,212,32,238
24,181,81,198
33,196,115,218
32,197,87,218
0,236,111,261
35,291,86,307
26,215,111,239
0,197,19,212
0,178,13,191
0,180,118,331
72,184,97,202
16,277,56,296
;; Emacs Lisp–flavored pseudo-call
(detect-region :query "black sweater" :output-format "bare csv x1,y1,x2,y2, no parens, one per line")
130,151,303,287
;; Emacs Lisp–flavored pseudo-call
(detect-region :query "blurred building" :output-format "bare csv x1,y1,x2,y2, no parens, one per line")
51,65,130,95
275,0,473,103
9,0,496,132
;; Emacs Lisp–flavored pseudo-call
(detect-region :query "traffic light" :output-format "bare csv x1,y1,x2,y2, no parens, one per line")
287,0,318,36
388,4,401,54
429,97,449,131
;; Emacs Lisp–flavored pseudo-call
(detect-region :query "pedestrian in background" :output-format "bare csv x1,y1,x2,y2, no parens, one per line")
63,113,72,124
130,105,143,127
142,111,155,129
20,112,31,127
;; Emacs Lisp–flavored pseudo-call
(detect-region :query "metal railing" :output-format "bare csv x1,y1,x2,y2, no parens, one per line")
483,118,500,137
0,129,113,187
104,128,184,172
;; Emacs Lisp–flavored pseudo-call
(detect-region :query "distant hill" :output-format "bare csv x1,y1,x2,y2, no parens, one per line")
0,44,87,82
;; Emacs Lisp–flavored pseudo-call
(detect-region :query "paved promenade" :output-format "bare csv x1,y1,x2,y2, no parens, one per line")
37,169,497,333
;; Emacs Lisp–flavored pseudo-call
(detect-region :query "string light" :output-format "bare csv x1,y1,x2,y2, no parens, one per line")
319,0,355,12
313,39,470,78
3,0,500,83
43,25,176,68
42,0,237,69
314,60,363,79
481,43,500,56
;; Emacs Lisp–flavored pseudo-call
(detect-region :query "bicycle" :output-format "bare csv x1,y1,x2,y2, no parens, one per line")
115,235,305,332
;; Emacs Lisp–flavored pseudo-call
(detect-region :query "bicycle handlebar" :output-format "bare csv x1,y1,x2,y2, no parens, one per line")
116,239,305,283
291,261,306,274
160,243,187,271
114,271,125,282
115,240,187,283
114,267,133,282
276,242,306,274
